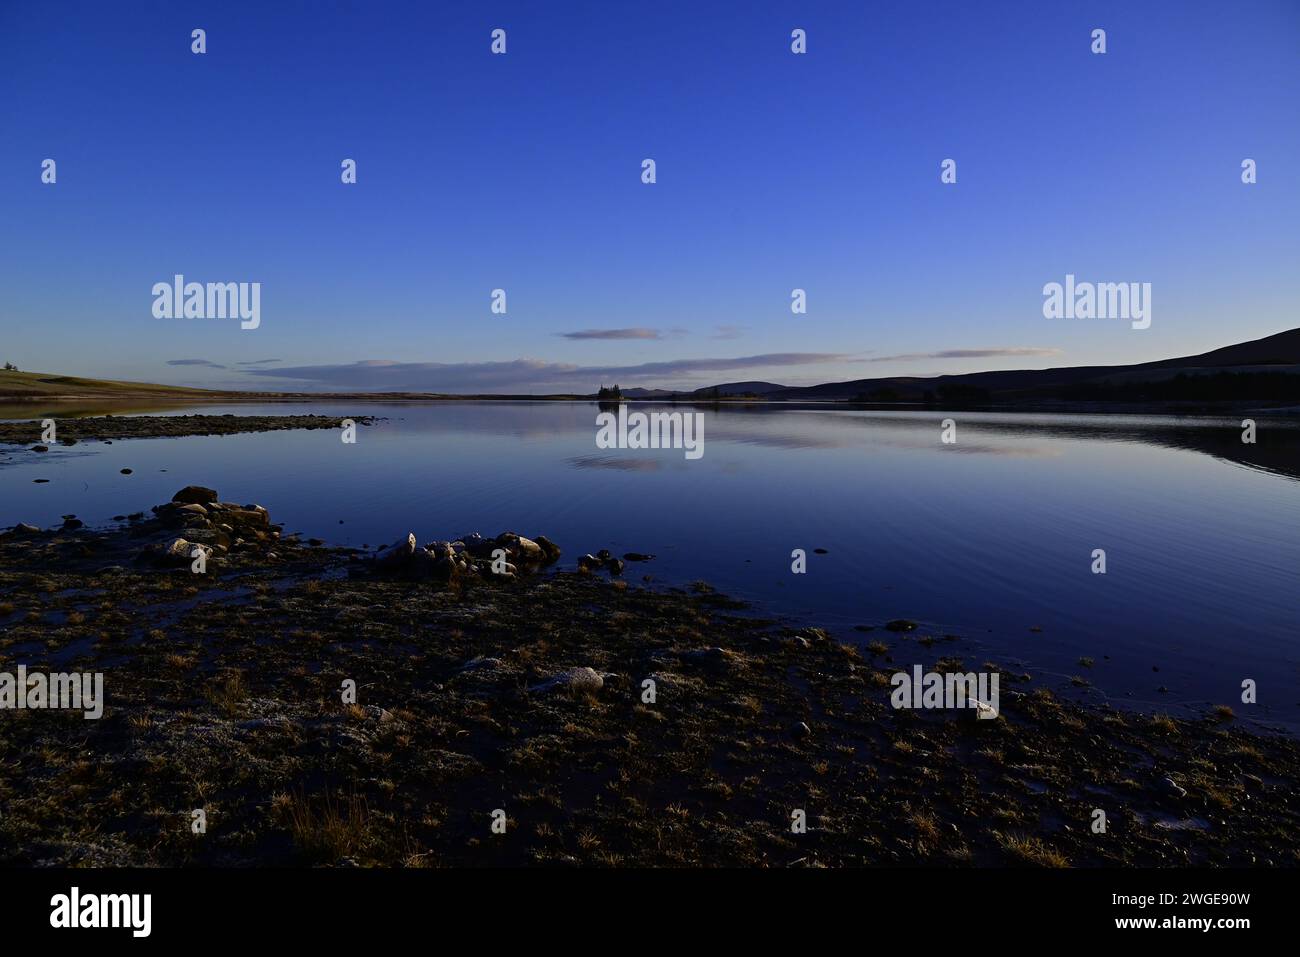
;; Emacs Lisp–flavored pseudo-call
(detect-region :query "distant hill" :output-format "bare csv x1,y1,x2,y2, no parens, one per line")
618,387,680,399
0,369,224,400
690,381,788,397
6,328,1298,406
750,327,1300,404
1147,327,1300,368
618,382,789,399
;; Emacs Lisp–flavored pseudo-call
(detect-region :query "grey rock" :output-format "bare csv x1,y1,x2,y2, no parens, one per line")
146,538,213,566
375,533,417,566
179,527,227,546
679,647,737,672
530,666,606,695
1159,777,1188,800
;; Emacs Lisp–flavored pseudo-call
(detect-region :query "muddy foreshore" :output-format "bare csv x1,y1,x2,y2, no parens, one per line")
0,488,1296,868
0,415,374,448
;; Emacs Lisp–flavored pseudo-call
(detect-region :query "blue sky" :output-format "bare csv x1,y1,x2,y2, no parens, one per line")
1,0,1297,393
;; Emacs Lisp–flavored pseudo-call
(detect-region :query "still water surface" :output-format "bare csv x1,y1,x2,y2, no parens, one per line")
3,402,1298,728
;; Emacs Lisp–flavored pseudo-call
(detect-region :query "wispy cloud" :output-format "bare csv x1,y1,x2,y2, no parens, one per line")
868,347,1062,363
242,353,857,393
167,358,226,369
559,328,662,340
236,358,282,366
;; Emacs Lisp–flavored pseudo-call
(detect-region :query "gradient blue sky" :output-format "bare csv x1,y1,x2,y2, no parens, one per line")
2,0,1297,392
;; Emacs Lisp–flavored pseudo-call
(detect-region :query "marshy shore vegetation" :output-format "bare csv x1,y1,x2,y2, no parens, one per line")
0,484,1296,867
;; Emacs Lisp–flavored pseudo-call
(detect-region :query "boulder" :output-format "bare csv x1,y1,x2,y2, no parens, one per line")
375,533,417,567
507,534,544,562
402,548,457,583
460,534,498,559
146,537,213,566
679,647,739,673
429,556,461,584
530,666,605,695
172,486,219,505
179,527,229,547
222,508,270,529
535,535,562,563
425,541,455,561
1159,777,1188,800
480,557,518,580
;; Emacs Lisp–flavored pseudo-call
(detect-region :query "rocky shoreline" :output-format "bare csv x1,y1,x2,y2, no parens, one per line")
0,487,1297,867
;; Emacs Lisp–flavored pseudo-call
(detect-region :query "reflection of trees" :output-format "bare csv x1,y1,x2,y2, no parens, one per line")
701,403,1300,482
1100,421,1300,483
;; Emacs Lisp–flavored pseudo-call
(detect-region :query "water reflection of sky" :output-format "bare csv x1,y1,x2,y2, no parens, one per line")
2,401,1298,730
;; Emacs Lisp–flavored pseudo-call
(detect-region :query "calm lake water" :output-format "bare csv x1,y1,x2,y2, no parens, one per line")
3,401,1299,729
